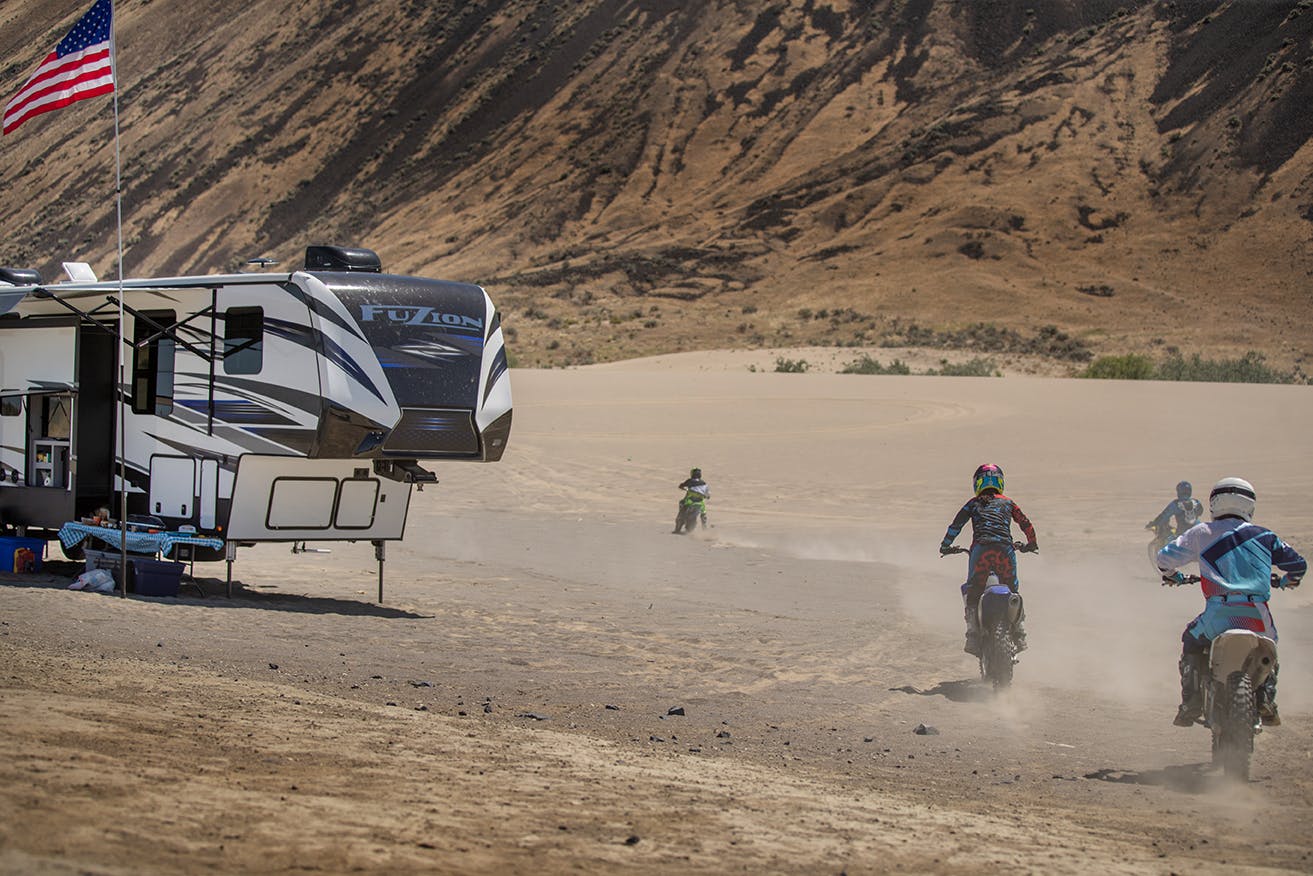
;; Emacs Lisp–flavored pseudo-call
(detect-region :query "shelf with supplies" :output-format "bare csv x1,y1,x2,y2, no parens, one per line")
31,438,70,488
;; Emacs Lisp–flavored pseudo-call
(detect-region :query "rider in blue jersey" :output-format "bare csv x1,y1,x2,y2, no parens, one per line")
1146,480,1204,546
1157,477,1306,727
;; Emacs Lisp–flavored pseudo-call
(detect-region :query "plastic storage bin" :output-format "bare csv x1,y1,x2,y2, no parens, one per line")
84,548,126,585
0,536,46,573
84,550,183,596
128,557,185,597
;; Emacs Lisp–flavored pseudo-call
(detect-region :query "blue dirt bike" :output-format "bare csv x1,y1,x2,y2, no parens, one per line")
942,543,1028,688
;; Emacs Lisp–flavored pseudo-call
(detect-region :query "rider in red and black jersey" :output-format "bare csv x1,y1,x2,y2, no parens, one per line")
939,464,1039,656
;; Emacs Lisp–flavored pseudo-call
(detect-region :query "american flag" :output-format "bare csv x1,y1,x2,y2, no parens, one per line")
3,0,115,136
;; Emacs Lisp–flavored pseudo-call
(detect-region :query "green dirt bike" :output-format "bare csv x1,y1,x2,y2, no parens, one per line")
673,484,709,534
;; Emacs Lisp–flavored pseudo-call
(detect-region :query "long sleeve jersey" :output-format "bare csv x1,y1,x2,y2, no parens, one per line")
1157,518,1306,599
941,493,1037,548
1148,498,1204,534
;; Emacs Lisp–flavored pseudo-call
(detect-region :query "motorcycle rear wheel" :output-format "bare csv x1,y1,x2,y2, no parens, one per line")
1211,672,1255,781
980,622,1015,689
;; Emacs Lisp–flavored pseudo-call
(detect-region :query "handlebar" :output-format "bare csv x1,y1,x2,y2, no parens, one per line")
1162,573,1300,589
939,541,1035,557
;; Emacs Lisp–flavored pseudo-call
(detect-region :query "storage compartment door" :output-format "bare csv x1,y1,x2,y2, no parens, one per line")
149,455,195,520
198,458,219,529
226,456,410,541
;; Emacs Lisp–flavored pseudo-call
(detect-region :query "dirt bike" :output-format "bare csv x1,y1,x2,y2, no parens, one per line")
941,542,1030,689
1146,522,1173,569
1162,572,1292,781
673,485,708,534
1145,521,1181,570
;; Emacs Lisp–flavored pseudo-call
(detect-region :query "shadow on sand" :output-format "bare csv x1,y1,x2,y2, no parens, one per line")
890,678,991,703
1083,763,1223,794
1,565,429,620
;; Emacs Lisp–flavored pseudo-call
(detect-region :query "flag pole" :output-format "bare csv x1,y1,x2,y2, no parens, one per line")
110,0,128,597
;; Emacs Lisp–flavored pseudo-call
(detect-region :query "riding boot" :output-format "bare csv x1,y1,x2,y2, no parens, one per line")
962,596,981,657
1259,666,1280,727
1174,651,1206,727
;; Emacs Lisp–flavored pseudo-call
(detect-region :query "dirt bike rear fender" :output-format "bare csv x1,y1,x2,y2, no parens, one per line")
978,585,1022,628
1209,630,1277,687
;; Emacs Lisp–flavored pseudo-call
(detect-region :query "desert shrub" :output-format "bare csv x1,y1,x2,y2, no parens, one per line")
841,355,911,375
774,357,810,373
1083,351,1298,384
929,357,999,377
1155,351,1293,384
1083,353,1155,380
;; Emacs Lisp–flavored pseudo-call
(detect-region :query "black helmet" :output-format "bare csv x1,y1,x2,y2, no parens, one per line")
690,468,702,479
1176,480,1192,501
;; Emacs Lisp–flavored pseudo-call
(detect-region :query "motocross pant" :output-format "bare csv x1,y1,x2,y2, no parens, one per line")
960,541,1022,613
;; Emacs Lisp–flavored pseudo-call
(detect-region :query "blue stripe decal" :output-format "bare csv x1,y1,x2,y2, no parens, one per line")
279,281,366,341
177,399,299,426
264,317,386,404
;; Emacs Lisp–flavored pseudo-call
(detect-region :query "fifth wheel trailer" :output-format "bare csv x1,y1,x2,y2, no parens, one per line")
0,246,511,592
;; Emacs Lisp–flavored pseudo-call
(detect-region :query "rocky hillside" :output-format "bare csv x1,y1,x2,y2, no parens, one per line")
1,0,1310,370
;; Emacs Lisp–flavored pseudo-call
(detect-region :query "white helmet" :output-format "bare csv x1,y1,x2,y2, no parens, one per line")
1210,477,1256,522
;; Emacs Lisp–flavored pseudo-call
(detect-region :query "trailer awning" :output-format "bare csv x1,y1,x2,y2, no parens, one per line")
0,320,76,396
0,382,77,397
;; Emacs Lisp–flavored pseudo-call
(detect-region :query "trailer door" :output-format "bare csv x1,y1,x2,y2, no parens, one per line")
0,320,79,529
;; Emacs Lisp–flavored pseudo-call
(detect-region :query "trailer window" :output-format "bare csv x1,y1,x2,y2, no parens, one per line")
224,307,264,374
0,396,19,417
132,310,176,416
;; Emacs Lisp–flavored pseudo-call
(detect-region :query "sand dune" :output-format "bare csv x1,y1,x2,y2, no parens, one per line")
3,359,1312,873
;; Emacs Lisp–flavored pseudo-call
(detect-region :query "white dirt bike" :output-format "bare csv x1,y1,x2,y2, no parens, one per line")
1163,573,1288,781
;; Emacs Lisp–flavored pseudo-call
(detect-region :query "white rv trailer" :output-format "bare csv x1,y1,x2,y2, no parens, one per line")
0,246,512,582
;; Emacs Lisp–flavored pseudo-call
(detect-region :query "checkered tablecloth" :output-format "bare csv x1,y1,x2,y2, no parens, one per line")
58,522,224,556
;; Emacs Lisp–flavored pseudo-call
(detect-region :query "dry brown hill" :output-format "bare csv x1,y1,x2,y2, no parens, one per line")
1,0,1310,372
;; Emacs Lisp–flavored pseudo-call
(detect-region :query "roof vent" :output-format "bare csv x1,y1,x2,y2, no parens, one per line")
0,267,42,286
305,245,382,273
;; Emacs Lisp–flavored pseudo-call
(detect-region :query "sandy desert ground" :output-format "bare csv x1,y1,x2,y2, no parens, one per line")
3,352,1313,874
